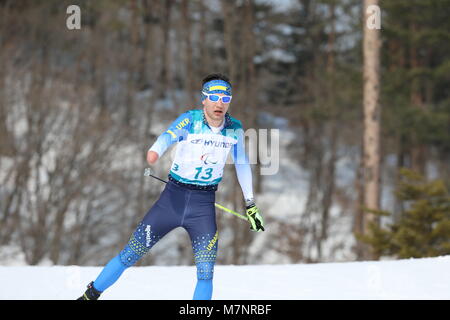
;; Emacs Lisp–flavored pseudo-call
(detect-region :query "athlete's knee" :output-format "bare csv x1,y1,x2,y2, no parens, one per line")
119,241,146,267
119,222,161,267
192,232,218,280
194,248,217,280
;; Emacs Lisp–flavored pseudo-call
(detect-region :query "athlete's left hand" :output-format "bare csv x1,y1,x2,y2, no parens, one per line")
245,201,265,232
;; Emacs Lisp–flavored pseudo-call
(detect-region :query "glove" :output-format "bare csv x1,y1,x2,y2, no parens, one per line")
245,200,265,232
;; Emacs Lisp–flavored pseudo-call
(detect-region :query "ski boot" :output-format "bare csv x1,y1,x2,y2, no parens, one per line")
77,281,102,300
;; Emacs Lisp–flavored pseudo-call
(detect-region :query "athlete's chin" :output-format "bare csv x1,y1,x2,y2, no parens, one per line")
211,113,225,120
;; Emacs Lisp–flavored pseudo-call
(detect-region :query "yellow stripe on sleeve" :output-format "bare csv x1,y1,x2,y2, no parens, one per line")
166,130,176,138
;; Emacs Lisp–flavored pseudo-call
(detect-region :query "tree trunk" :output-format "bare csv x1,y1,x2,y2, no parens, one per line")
160,0,173,97
361,0,381,260
181,0,196,107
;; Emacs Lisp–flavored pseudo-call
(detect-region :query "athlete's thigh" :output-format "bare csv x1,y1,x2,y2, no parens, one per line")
119,187,182,266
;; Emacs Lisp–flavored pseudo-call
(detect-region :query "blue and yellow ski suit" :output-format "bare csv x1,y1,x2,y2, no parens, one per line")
92,109,253,300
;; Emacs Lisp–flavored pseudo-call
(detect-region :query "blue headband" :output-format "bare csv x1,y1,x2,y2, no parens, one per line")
202,79,232,96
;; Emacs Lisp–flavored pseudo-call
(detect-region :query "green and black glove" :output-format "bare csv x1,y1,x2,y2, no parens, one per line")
245,199,265,232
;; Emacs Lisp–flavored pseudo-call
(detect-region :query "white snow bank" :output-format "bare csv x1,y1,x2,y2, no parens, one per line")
1,255,449,300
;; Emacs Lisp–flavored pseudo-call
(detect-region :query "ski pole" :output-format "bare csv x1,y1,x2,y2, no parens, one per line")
144,168,248,221
213,203,248,221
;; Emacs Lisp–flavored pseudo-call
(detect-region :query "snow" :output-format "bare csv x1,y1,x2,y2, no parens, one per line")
1,255,449,300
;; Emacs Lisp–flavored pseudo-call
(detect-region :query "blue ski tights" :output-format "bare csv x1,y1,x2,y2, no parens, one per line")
92,180,218,300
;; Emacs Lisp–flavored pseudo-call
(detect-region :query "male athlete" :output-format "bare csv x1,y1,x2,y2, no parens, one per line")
78,73,264,300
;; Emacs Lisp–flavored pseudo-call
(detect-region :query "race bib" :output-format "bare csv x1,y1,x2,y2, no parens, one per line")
169,133,237,185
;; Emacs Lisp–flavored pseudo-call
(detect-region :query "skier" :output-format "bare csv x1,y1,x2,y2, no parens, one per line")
78,73,264,300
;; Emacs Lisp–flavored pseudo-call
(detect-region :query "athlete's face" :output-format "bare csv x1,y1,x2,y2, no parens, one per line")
202,93,230,124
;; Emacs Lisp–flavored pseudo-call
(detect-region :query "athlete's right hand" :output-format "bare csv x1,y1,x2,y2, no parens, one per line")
147,150,159,165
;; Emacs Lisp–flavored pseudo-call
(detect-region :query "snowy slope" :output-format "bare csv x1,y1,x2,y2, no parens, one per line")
1,256,449,300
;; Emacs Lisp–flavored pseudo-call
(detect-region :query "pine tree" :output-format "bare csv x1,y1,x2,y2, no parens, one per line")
361,168,450,259
381,0,450,178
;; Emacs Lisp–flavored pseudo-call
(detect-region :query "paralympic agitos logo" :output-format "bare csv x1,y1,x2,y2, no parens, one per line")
200,153,218,165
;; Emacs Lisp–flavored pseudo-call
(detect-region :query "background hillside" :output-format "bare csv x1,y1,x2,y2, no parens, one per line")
0,0,449,267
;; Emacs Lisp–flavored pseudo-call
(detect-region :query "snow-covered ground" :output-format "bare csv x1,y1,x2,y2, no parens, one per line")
1,255,449,300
